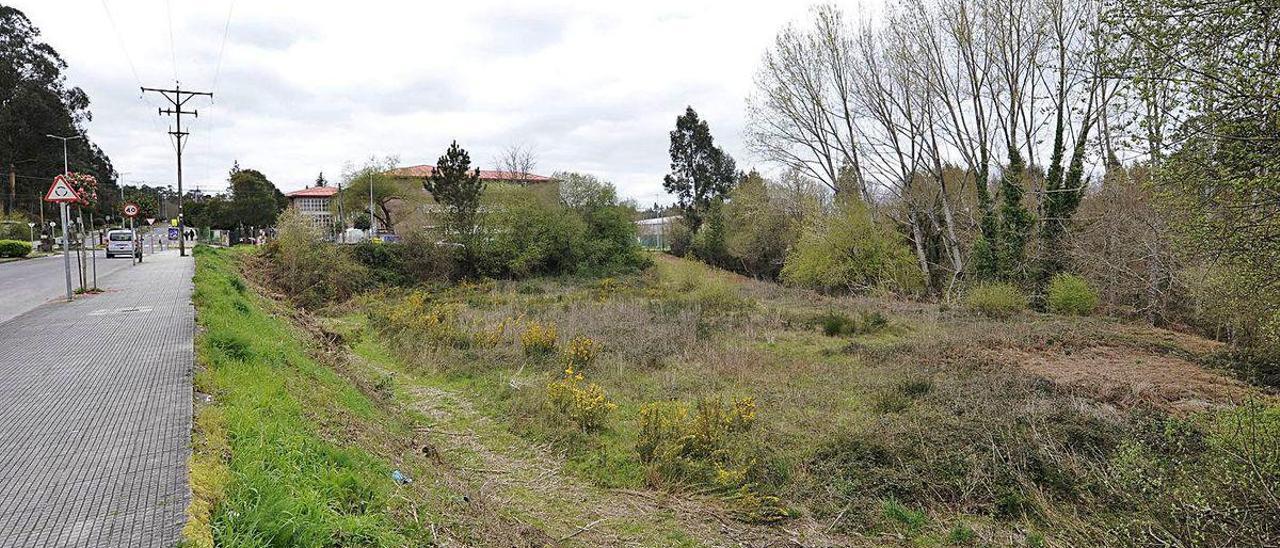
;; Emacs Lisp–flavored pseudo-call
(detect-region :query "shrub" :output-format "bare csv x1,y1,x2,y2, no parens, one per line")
0,240,33,258
520,321,558,356
964,282,1028,318
816,310,889,336
265,209,367,308
781,198,924,294
546,366,616,432
563,336,600,368
1046,273,1098,315
636,397,757,479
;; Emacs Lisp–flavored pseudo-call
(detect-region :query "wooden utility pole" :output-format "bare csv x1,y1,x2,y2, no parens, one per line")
142,82,212,257
6,164,14,215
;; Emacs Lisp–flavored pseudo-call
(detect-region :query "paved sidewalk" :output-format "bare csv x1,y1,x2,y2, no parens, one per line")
0,250,193,547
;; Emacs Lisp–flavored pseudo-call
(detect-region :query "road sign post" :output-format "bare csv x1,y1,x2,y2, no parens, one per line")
123,203,141,265
44,175,80,301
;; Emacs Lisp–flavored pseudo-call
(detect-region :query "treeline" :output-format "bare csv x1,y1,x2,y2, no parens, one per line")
664,0,1278,360
266,142,648,308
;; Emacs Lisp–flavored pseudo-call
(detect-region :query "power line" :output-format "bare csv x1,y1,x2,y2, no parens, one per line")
211,0,237,99
166,0,179,81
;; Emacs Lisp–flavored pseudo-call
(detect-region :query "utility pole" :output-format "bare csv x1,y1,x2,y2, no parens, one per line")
7,164,14,215
142,82,212,257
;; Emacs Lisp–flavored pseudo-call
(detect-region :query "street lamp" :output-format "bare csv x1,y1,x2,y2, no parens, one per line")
27,222,34,243
45,134,82,174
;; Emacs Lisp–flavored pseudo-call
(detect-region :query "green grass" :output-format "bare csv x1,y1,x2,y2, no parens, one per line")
189,246,430,547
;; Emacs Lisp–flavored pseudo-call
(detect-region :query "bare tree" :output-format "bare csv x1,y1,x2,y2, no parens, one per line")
494,143,539,186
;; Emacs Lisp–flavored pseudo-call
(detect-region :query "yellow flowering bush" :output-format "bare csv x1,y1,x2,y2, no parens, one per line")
562,336,601,368
379,290,469,348
546,366,616,432
472,316,514,347
521,321,558,355
637,397,757,463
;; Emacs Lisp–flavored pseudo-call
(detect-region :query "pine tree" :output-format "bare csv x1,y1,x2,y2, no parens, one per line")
424,141,486,270
315,171,327,188
662,107,738,232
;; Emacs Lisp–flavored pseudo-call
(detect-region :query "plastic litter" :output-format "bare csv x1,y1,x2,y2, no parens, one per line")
391,469,412,485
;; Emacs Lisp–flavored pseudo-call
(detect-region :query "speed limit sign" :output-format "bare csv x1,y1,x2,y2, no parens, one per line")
123,202,141,218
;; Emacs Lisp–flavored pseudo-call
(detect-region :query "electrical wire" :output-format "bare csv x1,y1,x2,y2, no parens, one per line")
166,0,178,82
211,0,236,100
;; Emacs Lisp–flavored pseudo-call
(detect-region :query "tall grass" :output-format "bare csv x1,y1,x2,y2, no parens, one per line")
189,246,421,546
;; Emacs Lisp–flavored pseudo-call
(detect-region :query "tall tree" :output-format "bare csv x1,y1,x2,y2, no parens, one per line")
0,5,115,218
662,107,738,232
424,141,486,266
315,171,327,187
228,167,286,229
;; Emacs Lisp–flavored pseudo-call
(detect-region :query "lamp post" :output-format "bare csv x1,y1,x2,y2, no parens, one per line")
27,222,34,243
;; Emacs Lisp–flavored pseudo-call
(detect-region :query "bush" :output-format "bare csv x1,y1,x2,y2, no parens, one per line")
520,321,558,356
481,187,648,278
563,336,601,369
816,310,889,336
264,209,367,308
1046,273,1098,315
964,282,1028,318
546,367,616,432
781,198,924,294
0,240,33,258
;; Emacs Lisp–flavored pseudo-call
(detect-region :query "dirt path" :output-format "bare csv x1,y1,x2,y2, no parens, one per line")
349,345,861,547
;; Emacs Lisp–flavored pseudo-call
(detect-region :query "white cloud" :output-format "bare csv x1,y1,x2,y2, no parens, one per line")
13,0,835,201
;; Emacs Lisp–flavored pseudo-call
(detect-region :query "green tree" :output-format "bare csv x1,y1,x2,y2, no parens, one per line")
556,171,618,212
781,197,924,294
723,171,792,279
424,141,486,271
662,106,738,232
0,6,116,218
340,156,401,231
228,168,286,229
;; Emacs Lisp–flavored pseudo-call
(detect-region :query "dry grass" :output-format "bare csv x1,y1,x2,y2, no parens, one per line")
352,253,1277,546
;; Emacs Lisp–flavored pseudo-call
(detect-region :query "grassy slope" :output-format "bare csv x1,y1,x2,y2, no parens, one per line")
358,254,1279,546
188,246,726,547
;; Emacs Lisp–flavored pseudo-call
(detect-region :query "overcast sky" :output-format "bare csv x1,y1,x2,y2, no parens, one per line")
10,0,852,203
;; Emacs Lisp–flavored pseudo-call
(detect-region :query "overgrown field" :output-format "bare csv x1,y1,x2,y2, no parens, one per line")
357,255,1279,546
193,246,1280,546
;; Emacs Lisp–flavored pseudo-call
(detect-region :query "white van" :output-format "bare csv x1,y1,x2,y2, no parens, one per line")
106,229,140,259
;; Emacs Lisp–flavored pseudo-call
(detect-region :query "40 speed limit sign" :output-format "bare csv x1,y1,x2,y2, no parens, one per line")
123,203,141,218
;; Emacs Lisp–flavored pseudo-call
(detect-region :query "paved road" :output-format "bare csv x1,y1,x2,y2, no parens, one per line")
0,249,193,547
0,242,171,326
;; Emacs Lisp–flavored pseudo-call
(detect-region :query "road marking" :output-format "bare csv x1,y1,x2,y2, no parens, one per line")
87,306,154,316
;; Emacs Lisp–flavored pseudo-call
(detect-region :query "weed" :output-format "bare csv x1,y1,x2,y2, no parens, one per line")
373,373,395,399
563,335,601,368
948,523,977,544
521,321,558,356
882,498,927,532
816,310,890,336
547,366,617,432
207,333,252,362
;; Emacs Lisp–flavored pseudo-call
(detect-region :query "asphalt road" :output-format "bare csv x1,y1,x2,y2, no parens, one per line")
0,249,193,547
0,237,177,326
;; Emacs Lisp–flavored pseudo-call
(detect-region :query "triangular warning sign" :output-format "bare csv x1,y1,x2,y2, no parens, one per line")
44,175,81,203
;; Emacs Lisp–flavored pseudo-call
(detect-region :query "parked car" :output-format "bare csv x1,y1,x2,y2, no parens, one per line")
105,229,140,259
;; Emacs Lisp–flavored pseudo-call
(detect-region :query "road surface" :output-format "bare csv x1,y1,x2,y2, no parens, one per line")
0,249,193,547
0,238,176,322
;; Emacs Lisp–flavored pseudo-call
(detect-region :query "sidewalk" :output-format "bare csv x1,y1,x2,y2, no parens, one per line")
0,250,193,547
